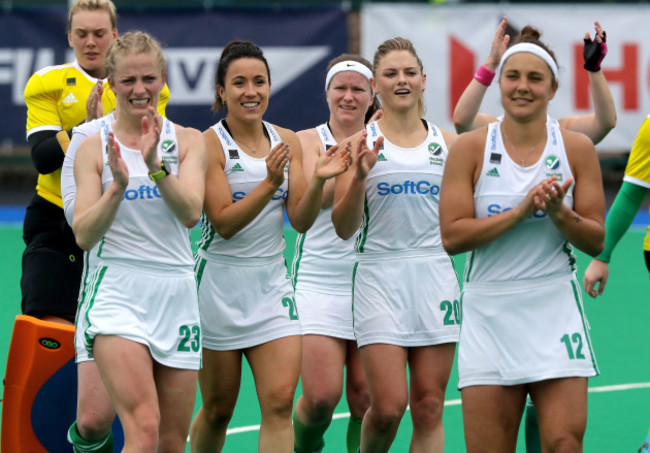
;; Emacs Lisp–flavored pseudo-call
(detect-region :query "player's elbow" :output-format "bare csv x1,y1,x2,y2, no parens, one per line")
441,234,463,256
73,232,95,252
452,114,471,135
584,238,605,258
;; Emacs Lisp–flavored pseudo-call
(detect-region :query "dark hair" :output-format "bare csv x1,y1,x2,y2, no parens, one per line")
373,37,425,117
212,40,271,113
326,53,381,123
509,25,559,84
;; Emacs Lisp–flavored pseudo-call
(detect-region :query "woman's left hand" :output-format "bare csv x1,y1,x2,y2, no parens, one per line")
141,107,163,170
533,177,574,216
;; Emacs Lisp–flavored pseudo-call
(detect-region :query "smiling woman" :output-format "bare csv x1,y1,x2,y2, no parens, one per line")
439,26,606,453
190,40,351,453
71,31,207,453
330,37,460,453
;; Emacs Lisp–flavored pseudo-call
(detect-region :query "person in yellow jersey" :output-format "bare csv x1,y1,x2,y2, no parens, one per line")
21,0,169,325
584,116,650,294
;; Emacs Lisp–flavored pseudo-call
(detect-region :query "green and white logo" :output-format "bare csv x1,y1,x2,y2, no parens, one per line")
486,167,500,177
428,142,442,156
161,140,176,154
377,153,387,162
545,155,560,170
231,163,244,172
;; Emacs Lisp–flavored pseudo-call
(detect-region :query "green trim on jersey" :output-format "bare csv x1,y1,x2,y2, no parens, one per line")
96,237,105,258
354,197,370,254
196,212,217,253
82,265,108,357
464,251,475,283
570,279,599,374
562,241,577,273
291,232,307,289
194,256,208,287
351,262,359,332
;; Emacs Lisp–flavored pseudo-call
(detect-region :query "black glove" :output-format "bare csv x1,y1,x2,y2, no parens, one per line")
583,31,607,72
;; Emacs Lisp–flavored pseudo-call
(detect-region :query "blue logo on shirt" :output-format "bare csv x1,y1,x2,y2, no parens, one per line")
123,185,162,200
487,203,546,218
377,181,440,196
232,187,288,202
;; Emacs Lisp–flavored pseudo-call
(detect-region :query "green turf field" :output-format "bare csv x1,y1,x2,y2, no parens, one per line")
1,225,648,452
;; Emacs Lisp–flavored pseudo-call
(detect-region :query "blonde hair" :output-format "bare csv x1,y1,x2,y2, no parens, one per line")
68,0,117,33
105,31,166,79
373,37,425,117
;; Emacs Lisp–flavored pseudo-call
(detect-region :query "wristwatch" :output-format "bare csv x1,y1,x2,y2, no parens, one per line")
148,161,170,182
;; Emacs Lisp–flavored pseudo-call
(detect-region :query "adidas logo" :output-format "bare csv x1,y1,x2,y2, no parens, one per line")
486,167,500,177
377,153,387,162
62,92,78,104
231,163,244,172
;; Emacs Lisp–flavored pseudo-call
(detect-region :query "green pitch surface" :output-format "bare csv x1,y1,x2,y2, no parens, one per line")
1,226,648,452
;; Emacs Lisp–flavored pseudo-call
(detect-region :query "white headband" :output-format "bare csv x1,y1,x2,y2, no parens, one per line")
325,60,373,92
498,42,559,81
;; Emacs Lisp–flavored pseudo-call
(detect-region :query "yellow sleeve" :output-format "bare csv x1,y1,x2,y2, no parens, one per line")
24,72,63,136
624,116,650,189
157,83,170,118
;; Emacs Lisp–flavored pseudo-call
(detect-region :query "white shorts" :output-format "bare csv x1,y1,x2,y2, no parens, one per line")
197,253,301,350
352,253,460,347
75,260,201,370
295,289,354,340
458,275,598,388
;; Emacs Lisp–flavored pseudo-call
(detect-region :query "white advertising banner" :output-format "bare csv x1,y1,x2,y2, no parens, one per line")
362,4,649,152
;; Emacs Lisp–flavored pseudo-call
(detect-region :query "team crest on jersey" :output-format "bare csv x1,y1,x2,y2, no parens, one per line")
161,140,176,154
545,155,560,170
428,142,442,156
428,142,443,166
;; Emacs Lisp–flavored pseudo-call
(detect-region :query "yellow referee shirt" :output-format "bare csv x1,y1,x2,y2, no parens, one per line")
24,60,170,207
623,116,650,250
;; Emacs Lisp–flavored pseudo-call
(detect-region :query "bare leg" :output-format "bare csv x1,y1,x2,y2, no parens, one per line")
461,384,528,453
190,349,243,453
246,335,302,453
408,343,456,453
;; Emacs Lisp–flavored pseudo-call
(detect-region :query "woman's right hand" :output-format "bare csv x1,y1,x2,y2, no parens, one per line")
486,17,510,71
583,258,609,298
354,131,384,180
265,142,290,188
107,131,129,191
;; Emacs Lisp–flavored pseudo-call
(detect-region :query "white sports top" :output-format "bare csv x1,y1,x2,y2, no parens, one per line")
62,112,116,225
196,119,288,259
465,121,576,283
356,120,449,259
97,119,194,269
291,123,355,294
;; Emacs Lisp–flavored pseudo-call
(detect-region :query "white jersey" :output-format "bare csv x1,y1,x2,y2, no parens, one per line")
96,119,194,268
62,112,116,225
357,120,449,258
465,121,576,283
196,120,288,259
291,123,355,294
